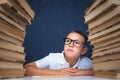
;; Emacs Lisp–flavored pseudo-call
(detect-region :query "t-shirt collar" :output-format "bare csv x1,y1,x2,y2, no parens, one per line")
61,51,81,68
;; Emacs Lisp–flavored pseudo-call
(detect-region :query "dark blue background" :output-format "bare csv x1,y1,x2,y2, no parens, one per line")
23,0,93,64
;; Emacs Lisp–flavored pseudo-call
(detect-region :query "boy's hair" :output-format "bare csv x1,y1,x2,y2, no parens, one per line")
68,30,88,47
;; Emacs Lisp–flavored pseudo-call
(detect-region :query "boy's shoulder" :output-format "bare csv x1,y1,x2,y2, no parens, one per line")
80,56,92,61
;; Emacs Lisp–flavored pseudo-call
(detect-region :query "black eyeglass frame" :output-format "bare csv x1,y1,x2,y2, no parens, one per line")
63,38,86,48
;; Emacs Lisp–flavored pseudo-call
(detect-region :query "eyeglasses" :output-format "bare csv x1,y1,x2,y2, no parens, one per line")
63,38,85,47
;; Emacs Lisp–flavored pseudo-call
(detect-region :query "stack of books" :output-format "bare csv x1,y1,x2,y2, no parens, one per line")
84,0,120,79
0,0,35,78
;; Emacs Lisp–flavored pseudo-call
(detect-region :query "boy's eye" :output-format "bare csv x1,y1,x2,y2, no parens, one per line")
66,39,71,42
74,41,80,45
64,38,84,47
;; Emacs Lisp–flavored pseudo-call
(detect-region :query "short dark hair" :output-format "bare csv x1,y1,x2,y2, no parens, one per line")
68,30,88,47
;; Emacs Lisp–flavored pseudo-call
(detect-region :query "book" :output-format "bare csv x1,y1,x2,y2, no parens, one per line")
88,23,120,40
0,48,25,63
84,0,120,79
92,46,120,57
117,73,120,78
0,18,25,41
7,0,33,24
0,0,9,5
94,71,120,79
0,31,23,46
17,0,35,19
0,60,23,69
93,60,120,71
0,10,25,31
0,0,35,79
0,5,27,27
88,16,120,36
84,0,119,23
0,69,25,78
90,29,120,44
93,36,120,50
0,39,24,53
93,42,120,54
85,0,105,15
93,53,120,63
88,6,120,30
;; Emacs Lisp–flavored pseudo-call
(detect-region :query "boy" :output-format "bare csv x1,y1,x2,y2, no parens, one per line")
24,30,93,76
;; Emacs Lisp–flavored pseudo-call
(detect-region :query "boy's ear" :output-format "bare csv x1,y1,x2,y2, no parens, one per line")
81,47,88,55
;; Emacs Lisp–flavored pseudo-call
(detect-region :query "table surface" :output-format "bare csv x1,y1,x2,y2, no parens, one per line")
1,76,119,80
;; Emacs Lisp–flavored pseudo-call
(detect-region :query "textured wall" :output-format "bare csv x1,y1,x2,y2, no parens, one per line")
23,0,93,64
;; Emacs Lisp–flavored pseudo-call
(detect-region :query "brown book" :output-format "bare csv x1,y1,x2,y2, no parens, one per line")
0,0,35,21
0,48,25,63
89,16,120,36
93,53,120,63
93,36,120,50
88,6,120,30
0,69,25,78
0,32,23,46
90,29,120,44
94,71,119,79
93,60,120,71
93,42,120,54
0,60,23,69
17,0,35,19
84,0,120,23
0,11,25,31
0,18,25,41
92,46,120,58
88,23,120,40
117,73,120,78
7,0,33,24
0,5,27,27
85,0,105,15
0,39,24,53
0,0,9,4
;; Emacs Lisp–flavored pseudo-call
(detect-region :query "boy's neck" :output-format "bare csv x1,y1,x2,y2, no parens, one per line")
64,54,79,67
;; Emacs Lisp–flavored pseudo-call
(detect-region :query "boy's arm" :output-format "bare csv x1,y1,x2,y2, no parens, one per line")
24,62,77,76
24,62,59,76
72,68,94,76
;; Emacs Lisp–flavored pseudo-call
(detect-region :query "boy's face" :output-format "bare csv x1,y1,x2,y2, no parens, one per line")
64,32,88,59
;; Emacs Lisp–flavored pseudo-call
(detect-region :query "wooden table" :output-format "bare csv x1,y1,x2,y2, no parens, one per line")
1,76,119,80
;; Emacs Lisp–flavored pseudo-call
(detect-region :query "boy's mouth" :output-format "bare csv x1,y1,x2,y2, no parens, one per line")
67,49,73,52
